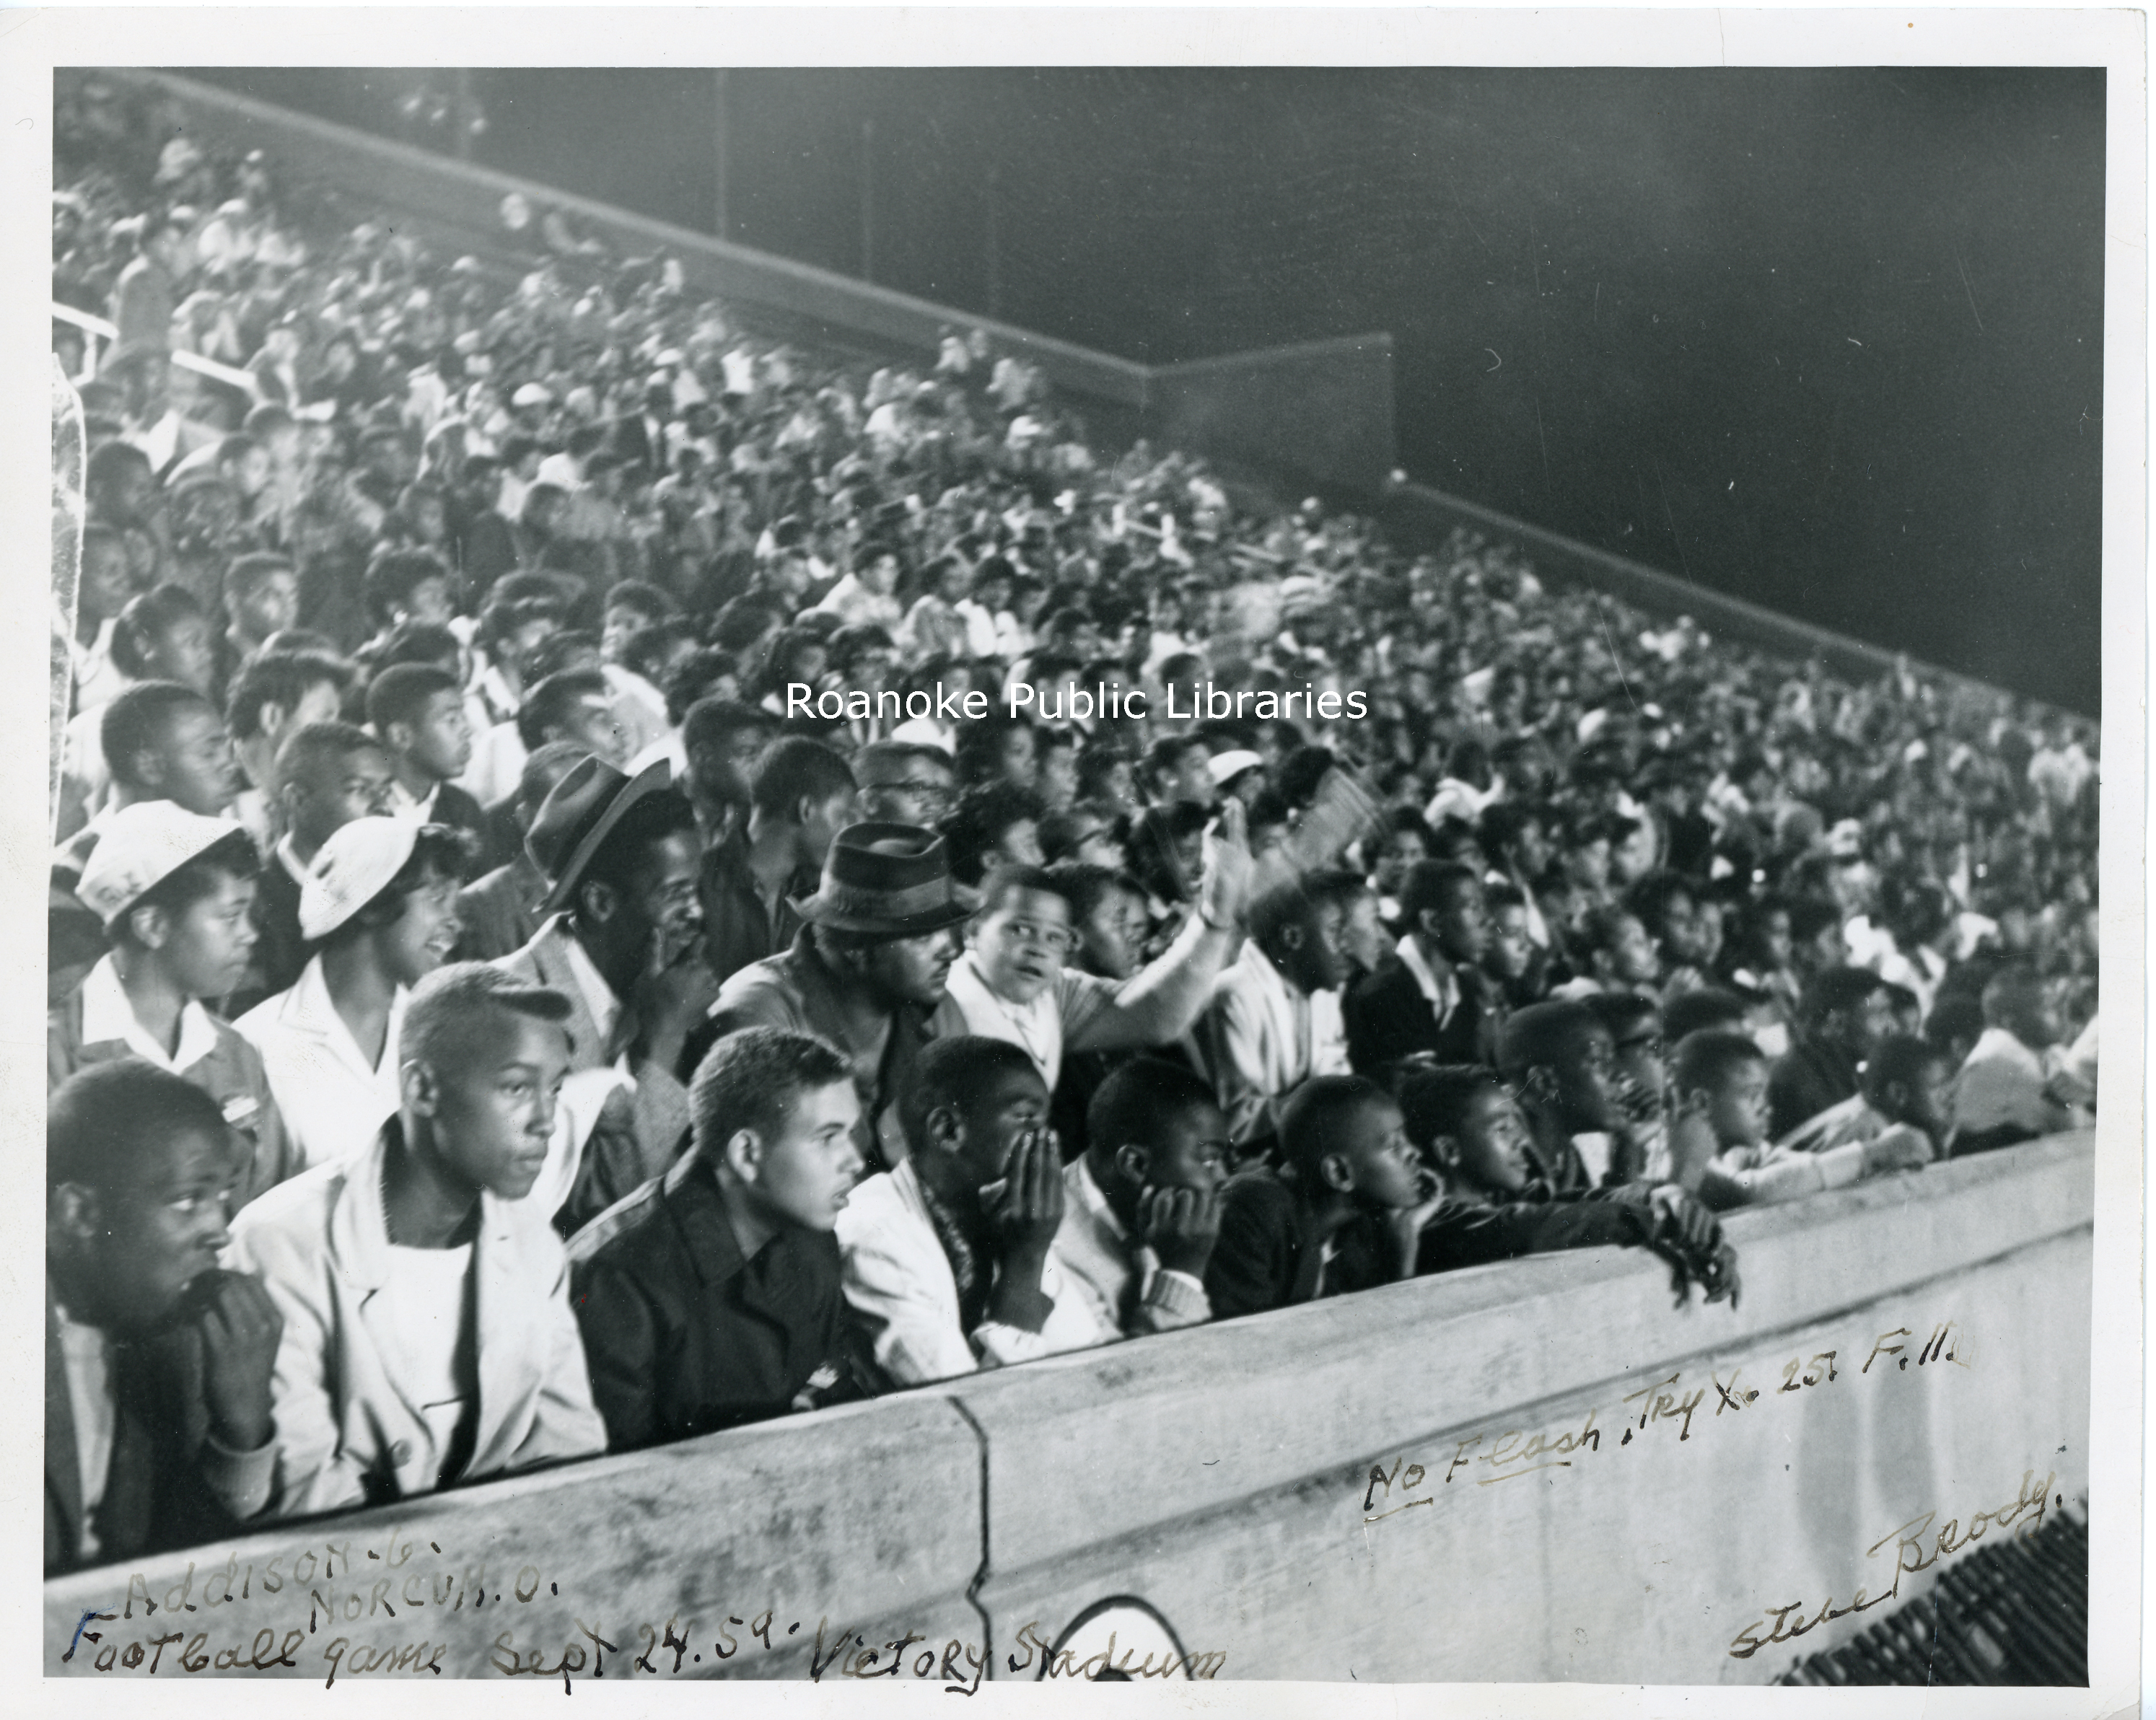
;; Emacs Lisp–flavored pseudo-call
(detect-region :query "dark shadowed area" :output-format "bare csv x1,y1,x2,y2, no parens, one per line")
196,67,2105,713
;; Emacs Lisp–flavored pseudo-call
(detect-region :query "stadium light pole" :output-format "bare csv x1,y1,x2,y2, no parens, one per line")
985,163,1002,318
452,69,476,162
860,115,877,283
712,70,730,242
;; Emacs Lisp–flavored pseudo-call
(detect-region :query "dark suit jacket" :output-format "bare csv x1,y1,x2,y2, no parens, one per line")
607,413,670,478
1330,1185,1652,1293
45,1288,237,1576
567,1154,851,1452
455,852,549,962
1203,1170,1390,1321
1342,950,1499,1077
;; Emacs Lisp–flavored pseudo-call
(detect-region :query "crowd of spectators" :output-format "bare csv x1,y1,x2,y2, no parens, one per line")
46,74,2099,1576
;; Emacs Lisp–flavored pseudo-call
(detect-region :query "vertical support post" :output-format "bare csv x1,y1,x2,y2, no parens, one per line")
712,69,730,241
985,164,1002,318
452,69,476,162
860,115,876,282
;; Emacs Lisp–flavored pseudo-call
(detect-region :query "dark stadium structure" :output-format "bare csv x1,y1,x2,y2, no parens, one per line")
191,66,2105,716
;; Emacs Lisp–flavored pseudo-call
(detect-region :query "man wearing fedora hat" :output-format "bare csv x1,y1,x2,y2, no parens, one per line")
704,822,981,1170
496,755,714,1203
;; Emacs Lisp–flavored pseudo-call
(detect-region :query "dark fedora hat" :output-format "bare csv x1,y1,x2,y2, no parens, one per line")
527,755,678,916
791,822,980,937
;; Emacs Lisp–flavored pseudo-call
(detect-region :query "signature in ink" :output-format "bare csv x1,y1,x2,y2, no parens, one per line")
1727,1466,2059,1659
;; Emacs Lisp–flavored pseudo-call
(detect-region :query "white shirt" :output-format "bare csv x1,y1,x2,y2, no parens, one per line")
79,954,222,1074
535,451,585,491
939,950,1117,1094
69,618,126,716
377,1242,473,1462
836,1159,1103,1386
62,702,117,810
558,918,623,1058
602,663,672,760
1955,1027,2081,1139
459,719,528,809
1196,941,1349,1145
235,955,409,1171
1053,1157,1209,1341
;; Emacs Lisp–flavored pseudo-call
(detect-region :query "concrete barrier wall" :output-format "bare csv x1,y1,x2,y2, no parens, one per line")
950,1132,2093,1683
45,1134,2090,1682
43,1392,988,1685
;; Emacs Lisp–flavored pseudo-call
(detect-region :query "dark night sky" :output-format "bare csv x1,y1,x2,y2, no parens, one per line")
203,68,2108,713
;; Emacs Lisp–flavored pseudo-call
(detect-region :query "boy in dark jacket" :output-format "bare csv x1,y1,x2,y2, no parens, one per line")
1203,1074,1434,1320
1394,1064,1737,1299
569,1027,867,1450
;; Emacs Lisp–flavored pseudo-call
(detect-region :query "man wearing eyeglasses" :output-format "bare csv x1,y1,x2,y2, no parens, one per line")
852,739,956,827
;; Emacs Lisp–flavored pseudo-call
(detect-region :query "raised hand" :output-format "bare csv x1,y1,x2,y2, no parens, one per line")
1196,798,1253,929
192,1269,283,1452
633,923,721,1060
1139,1182,1224,1279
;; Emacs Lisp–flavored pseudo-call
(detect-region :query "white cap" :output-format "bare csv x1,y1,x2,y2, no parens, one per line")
1207,749,1266,787
299,817,421,940
76,802,247,928
510,382,554,408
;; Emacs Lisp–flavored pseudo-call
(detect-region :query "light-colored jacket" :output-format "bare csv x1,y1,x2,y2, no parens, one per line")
1053,1158,1211,1339
1196,940,1349,1144
226,1122,605,1520
235,956,408,1172
1954,1026,2082,1140
836,1159,1103,1385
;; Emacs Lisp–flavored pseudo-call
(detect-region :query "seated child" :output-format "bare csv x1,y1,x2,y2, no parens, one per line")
1951,965,2092,1152
1497,1000,1623,1193
837,1035,1105,1385
939,859,1245,1096
45,1063,284,1574
1776,1033,1959,1160
571,1027,867,1451
227,964,607,1517
1202,1074,1435,1319
1395,1064,1737,1291
1673,1030,1932,1211
54,802,298,1205
1056,1057,1232,1338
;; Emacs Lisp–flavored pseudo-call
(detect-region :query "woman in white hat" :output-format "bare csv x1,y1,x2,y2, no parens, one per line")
52,801,297,1208
235,819,469,1173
